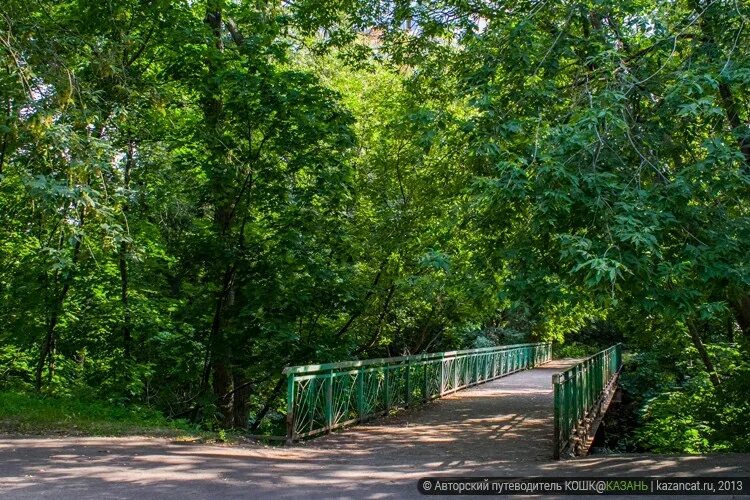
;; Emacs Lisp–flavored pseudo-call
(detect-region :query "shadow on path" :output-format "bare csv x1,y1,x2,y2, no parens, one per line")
1,360,748,499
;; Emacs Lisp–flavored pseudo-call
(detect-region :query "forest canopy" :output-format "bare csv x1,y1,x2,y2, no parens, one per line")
1,0,748,451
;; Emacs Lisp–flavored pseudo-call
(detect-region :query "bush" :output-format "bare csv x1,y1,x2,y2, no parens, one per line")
633,355,750,453
0,346,35,392
0,390,196,436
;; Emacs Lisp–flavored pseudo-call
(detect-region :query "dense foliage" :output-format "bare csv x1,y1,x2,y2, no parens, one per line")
1,0,748,450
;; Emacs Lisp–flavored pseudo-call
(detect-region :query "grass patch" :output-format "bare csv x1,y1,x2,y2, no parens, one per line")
0,391,203,438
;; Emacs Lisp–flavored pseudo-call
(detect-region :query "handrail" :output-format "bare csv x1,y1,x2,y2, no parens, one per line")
552,343,622,459
284,342,552,442
282,342,545,375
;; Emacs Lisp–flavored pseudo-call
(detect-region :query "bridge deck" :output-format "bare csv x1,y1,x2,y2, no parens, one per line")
309,358,580,463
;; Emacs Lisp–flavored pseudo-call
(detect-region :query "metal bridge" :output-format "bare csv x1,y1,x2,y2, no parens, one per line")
283,343,622,459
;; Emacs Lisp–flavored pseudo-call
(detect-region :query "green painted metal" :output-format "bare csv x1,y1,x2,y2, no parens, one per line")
552,343,622,459
283,342,552,441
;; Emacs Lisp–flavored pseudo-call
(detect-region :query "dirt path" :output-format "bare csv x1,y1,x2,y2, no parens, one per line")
2,360,748,499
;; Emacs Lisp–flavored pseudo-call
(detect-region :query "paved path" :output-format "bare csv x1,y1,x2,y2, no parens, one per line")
2,360,748,499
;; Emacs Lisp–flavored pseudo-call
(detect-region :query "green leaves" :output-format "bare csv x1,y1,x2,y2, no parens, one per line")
0,0,748,441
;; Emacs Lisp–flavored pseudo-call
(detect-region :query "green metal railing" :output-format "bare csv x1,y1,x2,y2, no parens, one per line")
552,343,622,459
284,342,552,442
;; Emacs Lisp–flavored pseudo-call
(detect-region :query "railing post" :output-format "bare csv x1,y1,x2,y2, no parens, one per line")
508,350,512,372
454,356,459,390
564,375,571,445
356,369,365,422
325,371,334,432
553,373,562,459
585,363,590,418
508,349,512,373
384,367,390,415
286,373,295,444
308,378,316,435
587,361,592,415
509,350,513,372
570,365,581,427
405,358,411,407
587,360,592,411
439,354,445,396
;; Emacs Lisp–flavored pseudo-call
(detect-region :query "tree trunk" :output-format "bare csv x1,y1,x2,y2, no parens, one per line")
698,10,750,342
718,83,750,171
119,140,134,357
0,97,9,176
730,295,750,339
35,311,58,391
204,264,235,427
335,260,386,338
726,315,735,343
213,360,233,428
199,0,238,428
249,377,285,433
687,321,720,387
354,284,395,355
35,212,84,391
231,371,251,429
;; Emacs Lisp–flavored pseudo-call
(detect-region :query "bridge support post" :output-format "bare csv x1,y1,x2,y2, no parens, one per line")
286,374,295,444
